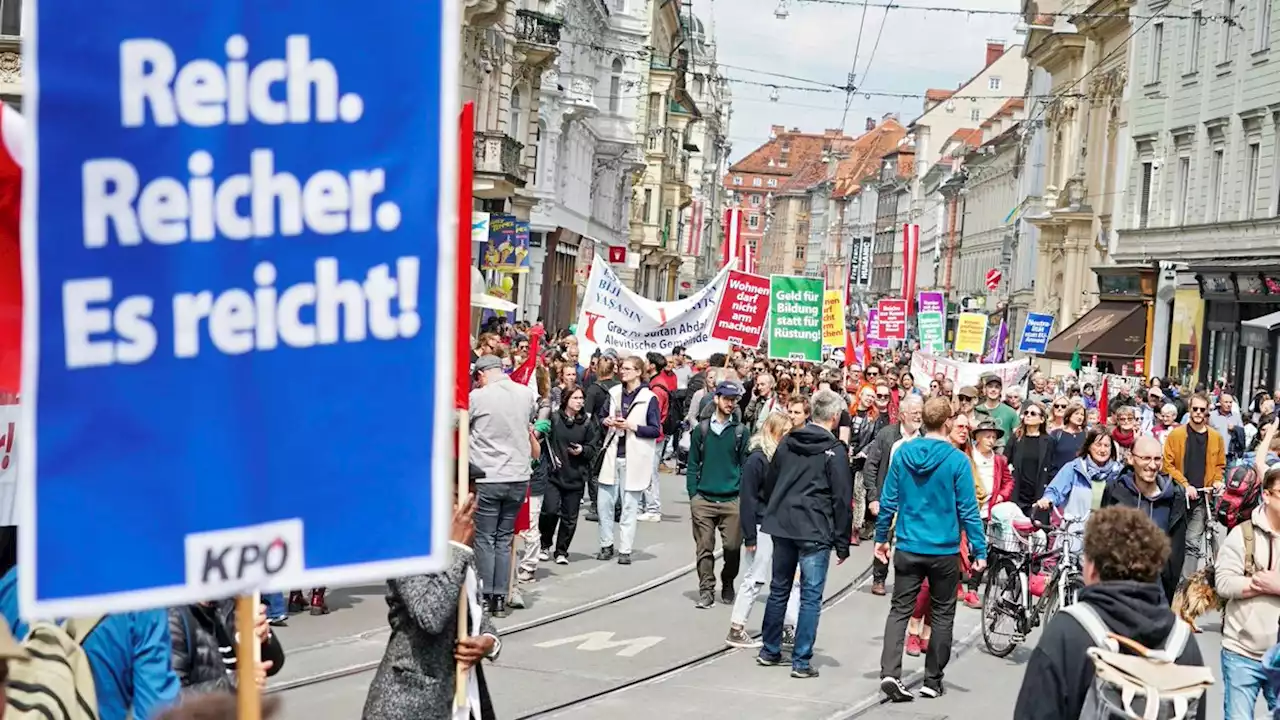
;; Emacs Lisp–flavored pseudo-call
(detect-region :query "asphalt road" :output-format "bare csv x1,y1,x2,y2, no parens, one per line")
267,470,1245,719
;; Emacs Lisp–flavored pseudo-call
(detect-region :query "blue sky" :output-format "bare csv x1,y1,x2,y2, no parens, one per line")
689,0,1021,162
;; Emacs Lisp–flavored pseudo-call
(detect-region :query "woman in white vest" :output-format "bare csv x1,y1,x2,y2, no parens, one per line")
597,355,662,565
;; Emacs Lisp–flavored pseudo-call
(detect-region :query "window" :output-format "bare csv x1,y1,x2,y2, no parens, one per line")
1148,23,1164,83
733,175,743,185
750,194,762,207
753,177,763,187
1209,147,1225,221
0,0,19,36
610,0,625,11
1245,142,1261,218
1138,162,1153,228
988,76,1002,90
647,92,661,129
748,214,761,229
642,188,653,223
509,88,523,140
779,159,788,168
1220,0,1235,62
1187,11,1202,73
1176,157,1191,224
609,59,623,113
971,108,981,122
767,178,778,187
1257,0,1273,52
794,244,806,261
532,121,544,186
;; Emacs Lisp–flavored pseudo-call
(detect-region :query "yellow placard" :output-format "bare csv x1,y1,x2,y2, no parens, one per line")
821,290,846,347
954,312,989,355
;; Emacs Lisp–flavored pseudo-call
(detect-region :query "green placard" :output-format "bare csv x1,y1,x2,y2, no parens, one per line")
767,275,824,362
918,311,946,355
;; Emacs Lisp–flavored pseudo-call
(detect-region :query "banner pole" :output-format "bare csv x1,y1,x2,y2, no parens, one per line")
235,595,261,720
454,100,476,712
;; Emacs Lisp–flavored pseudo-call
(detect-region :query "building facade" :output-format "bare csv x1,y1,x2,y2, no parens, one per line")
525,0,647,326
678,13,731,292
1022,0,1136,372
627,0,700,300
1115,0,1280,389
868,146,914,297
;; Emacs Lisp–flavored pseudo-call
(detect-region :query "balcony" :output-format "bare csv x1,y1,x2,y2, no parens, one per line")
515,9,562,65
472,131,526,199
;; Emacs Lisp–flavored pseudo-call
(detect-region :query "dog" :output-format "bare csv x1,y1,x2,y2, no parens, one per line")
1171,566,1224,634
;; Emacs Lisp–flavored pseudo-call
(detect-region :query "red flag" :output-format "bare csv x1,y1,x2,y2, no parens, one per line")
844,327,856,368
901,223,920,317
1098,376,1109,424
455,102,475,410
0,105,23,394
514,484,532,533
510,326,542,387
723,208,744,269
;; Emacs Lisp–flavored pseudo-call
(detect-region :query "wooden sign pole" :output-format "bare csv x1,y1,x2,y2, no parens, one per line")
235,594,261,720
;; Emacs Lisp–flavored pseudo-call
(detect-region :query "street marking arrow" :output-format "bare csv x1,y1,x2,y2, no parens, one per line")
533,631,666,658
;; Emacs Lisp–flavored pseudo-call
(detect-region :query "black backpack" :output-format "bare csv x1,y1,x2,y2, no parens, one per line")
652,384,680,436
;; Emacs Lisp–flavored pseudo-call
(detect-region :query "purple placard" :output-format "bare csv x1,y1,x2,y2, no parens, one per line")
918,291,945,317
867,309,890,348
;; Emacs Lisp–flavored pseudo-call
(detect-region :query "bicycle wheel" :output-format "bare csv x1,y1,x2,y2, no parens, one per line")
982,557,1022,658
1061,571,1084,608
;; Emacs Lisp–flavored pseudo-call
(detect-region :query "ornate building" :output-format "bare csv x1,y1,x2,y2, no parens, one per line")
525,0,646,327
679,13,731,292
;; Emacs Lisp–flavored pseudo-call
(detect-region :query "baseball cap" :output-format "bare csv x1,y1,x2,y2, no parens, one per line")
474,355,502,372
714,381,743,398
958,385,979,400
979,372,1002,387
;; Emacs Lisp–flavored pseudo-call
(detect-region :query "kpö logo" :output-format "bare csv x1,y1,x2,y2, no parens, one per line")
185,519,305,589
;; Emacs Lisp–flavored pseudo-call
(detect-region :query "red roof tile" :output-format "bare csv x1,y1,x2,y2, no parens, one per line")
925,89,954,102
832,118,909,198
725,127,856,185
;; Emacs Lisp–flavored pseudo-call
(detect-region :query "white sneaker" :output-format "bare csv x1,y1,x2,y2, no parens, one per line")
537,550,550,561
639,512,662,522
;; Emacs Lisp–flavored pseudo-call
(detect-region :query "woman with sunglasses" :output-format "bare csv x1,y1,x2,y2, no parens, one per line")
1038,401,1088,520
1109,406,1139,464
1046,395,1069,432
1005,402,1049,513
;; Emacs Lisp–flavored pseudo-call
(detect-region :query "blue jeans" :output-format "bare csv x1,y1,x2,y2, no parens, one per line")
474,481,529,596
1223,648,1279,720
263,592,287,620
597,467,642,554
759,537,830,670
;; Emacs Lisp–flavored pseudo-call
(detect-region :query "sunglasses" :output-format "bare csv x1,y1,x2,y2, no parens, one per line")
1190,406,1208,413
1023,410,1042,417
959,395,976,401
1053,403,1067,409
876,393,891,399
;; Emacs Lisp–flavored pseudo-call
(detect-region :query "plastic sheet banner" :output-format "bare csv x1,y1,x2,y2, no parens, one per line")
821,290,846,347
954,312,989,355
575,257,731,359
917,311,945,355
910,353,1031,391
767,275,824,362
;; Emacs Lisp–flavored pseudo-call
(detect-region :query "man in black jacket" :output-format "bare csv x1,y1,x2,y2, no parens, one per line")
862,395,924,595
1013,506,1206,720
1100,435,1188,601
756,389,853,679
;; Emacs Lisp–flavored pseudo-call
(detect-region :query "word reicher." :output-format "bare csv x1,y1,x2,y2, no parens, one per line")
62,257,422,369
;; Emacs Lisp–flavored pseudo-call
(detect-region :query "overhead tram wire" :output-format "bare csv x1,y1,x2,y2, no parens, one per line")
786,0,1238,25
837,0,873,132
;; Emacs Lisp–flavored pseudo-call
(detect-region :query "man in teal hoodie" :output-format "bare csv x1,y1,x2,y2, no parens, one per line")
687,381,751,609
875,396,987,702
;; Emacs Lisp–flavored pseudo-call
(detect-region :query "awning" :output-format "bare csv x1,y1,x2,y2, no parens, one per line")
1243,309,1280,332
1041,301,1146,362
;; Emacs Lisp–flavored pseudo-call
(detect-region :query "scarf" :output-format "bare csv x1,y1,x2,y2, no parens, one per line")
1110,426,1136,450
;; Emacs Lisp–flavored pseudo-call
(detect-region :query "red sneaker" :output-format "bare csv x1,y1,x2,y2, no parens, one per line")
905,634,922,657
964,590,982,609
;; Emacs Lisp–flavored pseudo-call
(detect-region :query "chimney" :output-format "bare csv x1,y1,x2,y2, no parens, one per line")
866,117,876,132
824,128,844,138
986,38,1006,66
770,124,785,138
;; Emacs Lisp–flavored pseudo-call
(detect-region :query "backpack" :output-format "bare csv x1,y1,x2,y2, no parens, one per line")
1063,603,1213,720
1214,462,1261,530
7,616,104,720
651,384,679,437
693,419,747,463
1207,520,1256,593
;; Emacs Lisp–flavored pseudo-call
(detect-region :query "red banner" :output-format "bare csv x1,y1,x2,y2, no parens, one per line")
876,298,908,340
710,270,770,348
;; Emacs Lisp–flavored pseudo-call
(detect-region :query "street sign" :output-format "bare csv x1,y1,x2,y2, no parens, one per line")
1017,312,1056,355
22,1,459,616
876,299,908,340
985,268,1003,291
608,245,627,264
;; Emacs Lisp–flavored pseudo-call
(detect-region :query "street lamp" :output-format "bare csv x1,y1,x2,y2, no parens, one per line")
774,0,790,19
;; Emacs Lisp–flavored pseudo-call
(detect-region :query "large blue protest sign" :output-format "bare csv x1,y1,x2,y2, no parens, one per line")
1017,312,1056,355
20,1,459,616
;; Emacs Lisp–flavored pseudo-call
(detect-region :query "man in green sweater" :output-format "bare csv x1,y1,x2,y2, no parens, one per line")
687,381,752,609
973,372,1018,452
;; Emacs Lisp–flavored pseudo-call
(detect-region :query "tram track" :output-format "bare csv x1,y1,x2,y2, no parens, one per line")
267,550,723,695
511,562,876,720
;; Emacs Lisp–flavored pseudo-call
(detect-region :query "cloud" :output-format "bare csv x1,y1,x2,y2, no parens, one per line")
689,0,1020,162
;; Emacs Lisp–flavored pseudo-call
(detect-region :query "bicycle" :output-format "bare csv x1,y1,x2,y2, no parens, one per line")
1189,484,1223,574
980,516,1086,658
